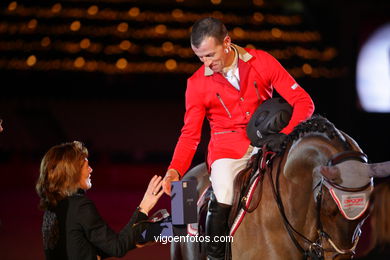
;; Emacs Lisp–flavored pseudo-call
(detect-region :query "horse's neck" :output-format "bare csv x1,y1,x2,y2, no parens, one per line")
269,136,337,244
280,136,338,220
283,135,337,184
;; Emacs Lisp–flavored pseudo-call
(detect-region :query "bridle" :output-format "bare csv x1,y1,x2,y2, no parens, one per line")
316,151,370,259
267,149,369,260
325,151,371,192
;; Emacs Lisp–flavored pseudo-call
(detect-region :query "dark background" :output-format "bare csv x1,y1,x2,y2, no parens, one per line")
0,0,389,259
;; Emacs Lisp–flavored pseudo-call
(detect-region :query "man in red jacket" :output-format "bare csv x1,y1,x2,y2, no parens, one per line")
162,17,314,259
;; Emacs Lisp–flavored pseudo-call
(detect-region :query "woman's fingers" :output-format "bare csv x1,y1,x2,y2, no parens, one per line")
148,175,161,191
148,175,163,195
156,188,164,199
154,179,163,190
139,176,164,215
149,175,160,187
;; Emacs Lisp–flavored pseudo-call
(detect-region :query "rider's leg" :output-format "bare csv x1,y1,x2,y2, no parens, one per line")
206,146,255,259
206,193,231,260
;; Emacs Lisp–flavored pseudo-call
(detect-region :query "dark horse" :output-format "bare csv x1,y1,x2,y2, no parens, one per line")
171,115,390,260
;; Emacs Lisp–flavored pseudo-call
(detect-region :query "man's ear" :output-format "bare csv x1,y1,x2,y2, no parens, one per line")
224,35,231,47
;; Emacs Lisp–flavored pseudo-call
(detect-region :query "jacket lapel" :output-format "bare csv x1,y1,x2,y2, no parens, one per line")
204,44,254,93
238,58,251,94
212,72,228,86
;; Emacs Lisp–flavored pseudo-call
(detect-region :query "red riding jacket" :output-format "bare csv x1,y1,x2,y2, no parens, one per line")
169,45,314,176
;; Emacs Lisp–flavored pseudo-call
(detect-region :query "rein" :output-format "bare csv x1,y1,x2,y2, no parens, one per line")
268,153,318,258
268,149,369,259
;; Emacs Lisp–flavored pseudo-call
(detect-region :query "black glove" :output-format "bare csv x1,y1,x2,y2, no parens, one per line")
263,133,287,153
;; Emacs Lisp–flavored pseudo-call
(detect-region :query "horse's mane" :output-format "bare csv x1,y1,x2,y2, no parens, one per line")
281,114,351,151
230,115,350,225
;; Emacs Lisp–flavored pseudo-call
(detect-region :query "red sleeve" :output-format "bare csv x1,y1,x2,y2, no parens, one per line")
261,51,314,134
168,77,206,176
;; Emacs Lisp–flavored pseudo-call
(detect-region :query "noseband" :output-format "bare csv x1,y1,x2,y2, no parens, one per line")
268,150,370,260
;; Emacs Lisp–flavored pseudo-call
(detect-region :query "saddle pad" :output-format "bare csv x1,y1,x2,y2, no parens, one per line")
229,175,261,236
186,173,262,237
324,181,373,220
186,177,261,237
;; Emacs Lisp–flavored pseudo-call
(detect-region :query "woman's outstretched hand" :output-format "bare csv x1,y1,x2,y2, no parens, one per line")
138,175,164,216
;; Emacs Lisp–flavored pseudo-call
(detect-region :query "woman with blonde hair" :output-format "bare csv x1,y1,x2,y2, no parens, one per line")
36,141,164,260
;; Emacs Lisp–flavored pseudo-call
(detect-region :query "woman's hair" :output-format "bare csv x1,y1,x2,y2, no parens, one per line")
370,180,390,249
190,17,228,48
36,141,88,210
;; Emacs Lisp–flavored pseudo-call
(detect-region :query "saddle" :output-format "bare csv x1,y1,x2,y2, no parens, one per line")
229,148,278,234
187,147,279,237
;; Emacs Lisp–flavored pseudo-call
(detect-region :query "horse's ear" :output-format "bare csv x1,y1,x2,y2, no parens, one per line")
314,165,342,184
368,161,390,178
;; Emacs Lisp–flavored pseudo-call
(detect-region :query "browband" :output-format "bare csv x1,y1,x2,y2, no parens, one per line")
327,151,368,166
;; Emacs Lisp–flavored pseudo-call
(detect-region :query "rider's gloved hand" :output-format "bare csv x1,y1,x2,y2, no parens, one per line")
263,133,287,153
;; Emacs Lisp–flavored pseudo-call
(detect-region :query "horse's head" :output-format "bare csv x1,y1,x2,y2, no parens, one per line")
232,115,390,260
281,116,378,259
314,142,390,259
311,135,372,259
315,161,390,260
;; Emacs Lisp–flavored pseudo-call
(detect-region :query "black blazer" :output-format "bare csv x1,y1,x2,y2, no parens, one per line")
42,190,149,260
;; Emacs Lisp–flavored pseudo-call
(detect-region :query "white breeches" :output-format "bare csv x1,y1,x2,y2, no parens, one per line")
210,146,258,205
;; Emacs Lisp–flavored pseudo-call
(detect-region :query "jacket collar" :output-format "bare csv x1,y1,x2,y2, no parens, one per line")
204,44,253,76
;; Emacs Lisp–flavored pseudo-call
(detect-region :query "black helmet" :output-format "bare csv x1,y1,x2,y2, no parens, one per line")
246,97,292,147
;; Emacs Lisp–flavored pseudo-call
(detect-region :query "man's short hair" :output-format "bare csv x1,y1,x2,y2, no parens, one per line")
190,17,228,48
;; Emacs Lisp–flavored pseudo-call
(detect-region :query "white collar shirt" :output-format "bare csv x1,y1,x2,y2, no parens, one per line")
222,46,240,91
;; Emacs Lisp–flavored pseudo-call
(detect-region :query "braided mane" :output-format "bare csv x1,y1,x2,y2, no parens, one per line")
231,115,351,222
282,115,351,151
